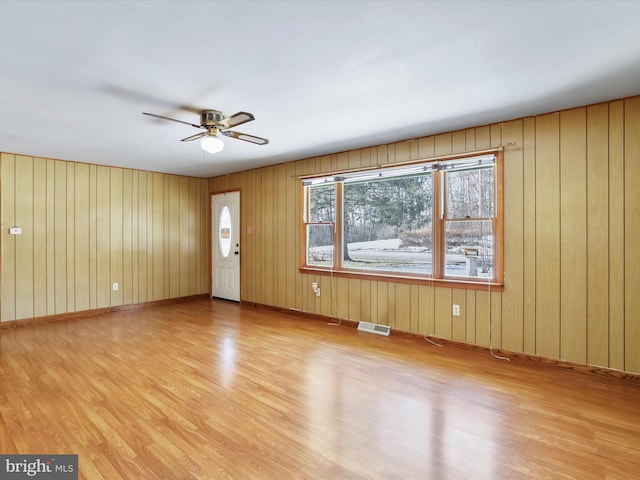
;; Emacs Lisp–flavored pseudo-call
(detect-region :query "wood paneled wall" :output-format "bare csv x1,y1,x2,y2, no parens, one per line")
210,96,640,375
0,154,210,321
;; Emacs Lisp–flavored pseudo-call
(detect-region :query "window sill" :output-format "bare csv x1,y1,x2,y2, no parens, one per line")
300,267,504,292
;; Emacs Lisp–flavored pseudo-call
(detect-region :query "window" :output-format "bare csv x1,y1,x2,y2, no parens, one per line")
301,151,503,287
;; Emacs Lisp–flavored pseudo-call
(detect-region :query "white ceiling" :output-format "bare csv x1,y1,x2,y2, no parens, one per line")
1,1,640,178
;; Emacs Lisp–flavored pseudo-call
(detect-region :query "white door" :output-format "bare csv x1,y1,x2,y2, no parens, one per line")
212,191,240,301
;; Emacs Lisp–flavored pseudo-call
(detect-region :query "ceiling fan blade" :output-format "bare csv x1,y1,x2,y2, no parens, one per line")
180,132,207,142
221,130,269,145
217,112,255,129
143,112,202,129
104,85,205,114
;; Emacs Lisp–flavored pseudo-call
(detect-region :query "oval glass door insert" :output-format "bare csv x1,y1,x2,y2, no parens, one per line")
219,206,232,258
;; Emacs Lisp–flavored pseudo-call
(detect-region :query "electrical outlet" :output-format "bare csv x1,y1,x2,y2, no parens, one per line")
452,304,460,316
112,283,119,291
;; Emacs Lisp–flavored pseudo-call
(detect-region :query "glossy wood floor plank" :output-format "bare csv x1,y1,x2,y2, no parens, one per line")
1,299,639,479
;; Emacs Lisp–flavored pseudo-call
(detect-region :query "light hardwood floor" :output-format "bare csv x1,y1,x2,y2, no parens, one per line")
1,298,639,479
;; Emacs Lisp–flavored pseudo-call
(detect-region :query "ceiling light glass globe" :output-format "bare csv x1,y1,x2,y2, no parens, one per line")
201,136,224,153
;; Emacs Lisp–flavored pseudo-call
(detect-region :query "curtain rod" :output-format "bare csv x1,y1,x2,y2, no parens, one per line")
298,146,503,180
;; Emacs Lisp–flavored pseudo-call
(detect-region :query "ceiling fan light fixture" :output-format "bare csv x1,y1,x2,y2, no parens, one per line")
201,133,224,153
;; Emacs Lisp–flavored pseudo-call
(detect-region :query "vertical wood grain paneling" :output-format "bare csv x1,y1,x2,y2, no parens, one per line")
475,126,490,149
131,171,140,304
395,140,411,164
434,287,452,339
54,161,67,313
320,274,332,317
151,172,164,301
624,97,640,373
264,167,275,306
66,163,75,311
465,290,476,344
286,163,298,310
1,156,208,321
276,164,287,308
608,100,625,371
145,172,155,301
435,133,452,156
188,177,198,297
376,281,387,325
46,160,56,314
199,178,209,293
122,169,134,305
254,169,265,305
74,163,90,312
348,278,361,322
418,136,435,159
387,282,396,329
89,165,98,309
168,175,180,299
465,128,476,151
369,280,378,324
491,123,503,148
1,155,16,320
452,130,465,153
110,168,123,306
178,176,189,298
362,147,374,167
318,154,331,175
33,157,47,317
418,284,431,335
522,118,537,354
96,166,110,307
246,169,257,303
475,290,490,347
14,156,34,320
360,279,371,322
335,152,349,172
348,150,361,169
321,276,334,318
559,108,587,363
501,120,525,351
395,282,414,330
491,290,502,348
410,284,419,333
535,113,561,358
586,103,610,367
335,277,348,320
451,288,466,341
137,171,149,303
162,176,171,298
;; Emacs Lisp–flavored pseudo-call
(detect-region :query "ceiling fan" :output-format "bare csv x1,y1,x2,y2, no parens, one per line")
142,109,269,153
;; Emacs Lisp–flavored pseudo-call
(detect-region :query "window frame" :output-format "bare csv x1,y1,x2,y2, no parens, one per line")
299,149,504,290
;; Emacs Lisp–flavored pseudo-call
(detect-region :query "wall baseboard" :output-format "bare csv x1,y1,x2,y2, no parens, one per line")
0,294,210,329
247,301,640,386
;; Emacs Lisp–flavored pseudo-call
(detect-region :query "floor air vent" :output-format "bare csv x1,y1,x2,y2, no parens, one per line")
357,321,391,336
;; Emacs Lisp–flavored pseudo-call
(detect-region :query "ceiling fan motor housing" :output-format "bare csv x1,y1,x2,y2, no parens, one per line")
201,110,225,126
